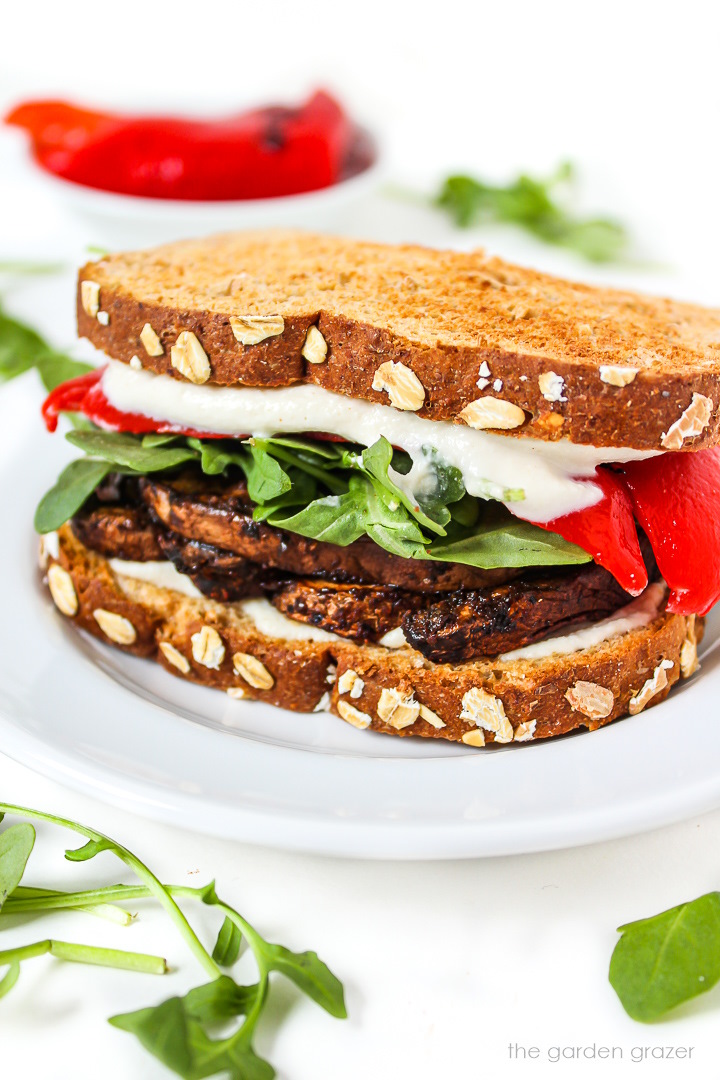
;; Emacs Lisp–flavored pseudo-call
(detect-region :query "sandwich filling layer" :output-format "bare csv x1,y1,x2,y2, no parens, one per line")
65,471,660,664
100,359,656,523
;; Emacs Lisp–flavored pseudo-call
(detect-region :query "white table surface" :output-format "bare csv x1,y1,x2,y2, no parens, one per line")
2,2,720,1076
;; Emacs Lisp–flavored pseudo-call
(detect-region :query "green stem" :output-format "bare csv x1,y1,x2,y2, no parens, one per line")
0,938,166,974
0,804,221,981
7,886,132,925
2,882,272,1032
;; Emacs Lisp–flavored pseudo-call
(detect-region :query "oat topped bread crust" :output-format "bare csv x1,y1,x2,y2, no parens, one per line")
78,230,720,449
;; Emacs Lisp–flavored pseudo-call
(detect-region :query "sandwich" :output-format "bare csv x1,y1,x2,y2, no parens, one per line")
36,230,720,746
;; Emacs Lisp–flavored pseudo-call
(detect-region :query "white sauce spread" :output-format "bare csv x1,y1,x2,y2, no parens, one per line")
101,361,657,523
109,558,341,641
500,582,667,660
238,598,341,642
109,558,204,599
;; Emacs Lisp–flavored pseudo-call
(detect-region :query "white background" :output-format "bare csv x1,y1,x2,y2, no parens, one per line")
2,1,720,1077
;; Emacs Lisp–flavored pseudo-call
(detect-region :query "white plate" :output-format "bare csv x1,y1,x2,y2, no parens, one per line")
2,375,720,859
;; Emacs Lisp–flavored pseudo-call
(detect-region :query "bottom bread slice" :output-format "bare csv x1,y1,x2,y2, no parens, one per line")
40,525,703,746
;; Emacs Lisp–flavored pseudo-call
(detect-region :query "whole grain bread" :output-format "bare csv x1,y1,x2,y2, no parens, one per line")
41,526,703,746
77,230,720,451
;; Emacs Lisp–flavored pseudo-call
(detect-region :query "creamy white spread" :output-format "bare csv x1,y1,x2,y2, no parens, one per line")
101,361,657,523
238,598,341,642
109,558,204,599
499,582,667,661
108,558,341,641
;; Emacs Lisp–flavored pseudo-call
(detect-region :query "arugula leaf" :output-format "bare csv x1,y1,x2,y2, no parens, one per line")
66,430,200,472
0,306,93,390
36,421,591,573
0,824,35,911
244,443,292,503
360,438,454,535
428,516,591,568
435,163,628,263
260,945,347,1018
267,489,367,546
212,918,243,967
34,458,112,535
110,981,272,1080
0,803,346,1079
609,892,720,1022
251,470,317,522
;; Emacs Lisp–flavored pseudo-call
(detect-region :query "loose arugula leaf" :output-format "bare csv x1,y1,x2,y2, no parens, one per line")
361,437,463,535
185,438,250,478
33,458,111,533
183,976,257,1023
0,306,92,390
0,823,35,910
267,489,367,546
212,918,243,967
66,430,199,472
435,163,628,263
252,438,347,493
111,988,274,1080
268,474,429,559
258,435,345,461
244,443,292,503
142,433,183,448
609,892,720,1022
251,470,317,522
261,945,347,1018
110,997,197,1077
0,805,346,1080
428,515,591,568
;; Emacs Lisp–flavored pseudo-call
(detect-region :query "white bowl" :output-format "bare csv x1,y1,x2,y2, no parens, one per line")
28,150,384,248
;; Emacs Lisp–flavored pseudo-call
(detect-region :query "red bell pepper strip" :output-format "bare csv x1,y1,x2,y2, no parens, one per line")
6,91,363,202
619,447,720,615
531,467,648,595
41,368,225,439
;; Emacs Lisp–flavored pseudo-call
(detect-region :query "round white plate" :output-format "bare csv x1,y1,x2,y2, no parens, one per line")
2,376,719,859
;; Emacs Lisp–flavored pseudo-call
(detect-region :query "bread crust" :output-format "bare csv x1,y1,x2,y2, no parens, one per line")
43,526,703,746
77,230,720,451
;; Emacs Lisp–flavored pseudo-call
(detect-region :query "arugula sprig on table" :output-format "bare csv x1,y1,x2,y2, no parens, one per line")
610,892,720,1022
35,426,591,571
0,305,92,391
0,804,345,1079
435,162,628,263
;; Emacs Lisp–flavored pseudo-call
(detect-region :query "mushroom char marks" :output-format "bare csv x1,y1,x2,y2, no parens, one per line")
69,479,657,662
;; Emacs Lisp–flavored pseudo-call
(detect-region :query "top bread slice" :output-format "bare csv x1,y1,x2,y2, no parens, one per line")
77,230,720,450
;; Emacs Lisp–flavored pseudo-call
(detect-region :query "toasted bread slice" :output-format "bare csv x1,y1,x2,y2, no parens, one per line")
42,526,702,745
78,230,720,451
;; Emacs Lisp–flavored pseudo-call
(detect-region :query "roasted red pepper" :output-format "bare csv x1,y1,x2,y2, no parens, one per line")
619,448,720,615
6,91,372,201
533,468,648,595
41,368,225,439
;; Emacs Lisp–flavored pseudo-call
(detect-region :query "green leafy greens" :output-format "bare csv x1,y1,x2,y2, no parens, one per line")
36,427,590,571
609,892,720,1022
0,803,345,1078
0,305,92,391
435,162,629,263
